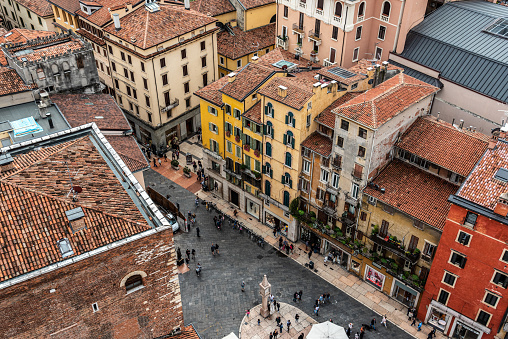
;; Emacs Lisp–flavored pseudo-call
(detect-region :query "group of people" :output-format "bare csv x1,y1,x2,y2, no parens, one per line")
265,301,304,339
213,214,225,230
278,237,294,255
210,243,220,255
313,292,330,316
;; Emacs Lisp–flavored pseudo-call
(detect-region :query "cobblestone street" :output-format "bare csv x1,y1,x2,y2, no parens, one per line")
144,169,416,339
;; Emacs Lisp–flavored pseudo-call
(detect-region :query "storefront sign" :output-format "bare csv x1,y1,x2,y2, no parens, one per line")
364,265,385,289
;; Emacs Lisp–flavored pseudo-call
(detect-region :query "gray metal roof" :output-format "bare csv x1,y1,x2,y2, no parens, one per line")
389,60,443,88
399,0,508,103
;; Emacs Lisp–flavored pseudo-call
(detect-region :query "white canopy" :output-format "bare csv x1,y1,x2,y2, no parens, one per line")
222,333,239,339
307,321,348,339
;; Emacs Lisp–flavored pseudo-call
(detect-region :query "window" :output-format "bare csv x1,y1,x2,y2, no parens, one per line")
181,49,187,59
162,74,168,85
143,78,148,90
477,310,491,326
125,274,143,293
255,160,261,172
282,173,292,187
220,56,225,65
209,139,219,153
360,211,366,221
380,220,389,237
306,114,311,127
316,188,325,201
449,251,467,269
184,82,190,94
38,17,42,25
382,1,391,17
92,302,99,312
341,119,349,130
358,1,365,17
200,41,206,50
442,271,457,287
484,291,500,307
437,289,450,305
332,172,339,188
283,191,290,207
283,5,288,18
265,103,274,117
202,73,208,86
355,26,362,40
368,196,377,205
375,47,382,60
225,104,232,116
464,211,477,227
336,136,344,148
201,56,207,68
126,86,132,97
147,112,152,122
286,112,295,127
353,163,363,179
208,105,217,116
233,108,241,119
352,47,359,62
159,57,166,68
501,250,508,263
209,122,218,134
457,231,471,246
331,26,339,40
123,68,128,78
299,178,309,192
141,62,145,72
285,152,292,167
265,121,274,138
111,61,116,72
186,98,191,108
382,204,395,214
351,183,359,199
237,59,242,69
358,146,366,157
145,95,150,108
302,160,310,174
335,2,342,17
378,26,386,40
57,238,73,258
264,163,272,178
317,0,323,10
108,45,113,55
121,51,125,61
493,271,508,288
236,145,241,158
317,168,328,183
358,127,367,139
265,180,271,196
182,65,188,76
226,141,233,153
284,131,295,148
127,55,132,64
422,241,436,260
266,142,272,157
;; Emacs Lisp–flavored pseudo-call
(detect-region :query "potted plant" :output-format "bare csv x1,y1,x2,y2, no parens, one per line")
226,130,231,137
254,149,260,157
371,225,379,236
240,164,247,171
183,166,191,177
171,160,179,170
310,50,318,56
235,135,240,142
244,144,250,151
253,171,261,179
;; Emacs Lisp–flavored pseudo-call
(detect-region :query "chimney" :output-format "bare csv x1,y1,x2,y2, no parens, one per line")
184,0,190,9
373,64,381,87
459,119,464,129
112,13,121,30
437,112,440,121
251,56,259,63
0,153,14,173
278,85,288,98
46,113,54,128
500,124,508,139
366,67,374,82
227,72,237,82
382,60,389,71
494,193,508,217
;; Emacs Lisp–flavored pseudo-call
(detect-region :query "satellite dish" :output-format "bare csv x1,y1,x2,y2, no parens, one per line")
73,186,83,193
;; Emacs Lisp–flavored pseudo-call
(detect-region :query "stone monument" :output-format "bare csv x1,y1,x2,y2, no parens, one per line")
259,275,271,318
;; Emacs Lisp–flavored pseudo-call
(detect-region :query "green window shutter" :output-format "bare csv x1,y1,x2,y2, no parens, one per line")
264,106,268,115
260,142,263,153
283,134,287,145
289,178,293,189
242,134,246,144
292,138,295,149
209,138,213,151
282,175,285,183
271,129,274,138
270,169,273,178
292,119,296,128
263,125,266,135
208,122,212,131
262,165,266,174
285,114,288,124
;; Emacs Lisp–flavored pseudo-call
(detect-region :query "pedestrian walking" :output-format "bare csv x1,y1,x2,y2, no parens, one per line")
193,161,197,172
185,257,189,266
153,158,157,167
298,334,304,339
276,316,281,326
355,333,359,339
319,294,324,304
359,330,364,339
258,319,261,326
346,325,352,337
279,322,283,333
381,315,387,328
308,250,312,259
211,243,216,255
241,281,245,292
158,157,162,167
298,290,303,301
196,227,200,237
326,293,330,302
278,237,283,249
269,332,273,339
295,314,299,323
164,153,168,162
270,294,274,304
276,302,280,312
293,292,298,302
198,160,202,170
273,329,278,339
417,321,422,331
430,328,436,338
176,247,182,260
215,243,219,255
371,317,376,330
273,227,276,237
411,317,416,326
287,320,291,332
186,249,190,259
314,305,319,316
246,309,250,318
191,249,195,260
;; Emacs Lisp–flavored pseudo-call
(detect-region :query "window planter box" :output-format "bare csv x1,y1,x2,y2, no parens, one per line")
226,131,231,137
244,145,250,151
254,150,260,157
235,136,240,142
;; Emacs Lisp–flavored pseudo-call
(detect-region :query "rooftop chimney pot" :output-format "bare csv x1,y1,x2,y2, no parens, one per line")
112,13,121,30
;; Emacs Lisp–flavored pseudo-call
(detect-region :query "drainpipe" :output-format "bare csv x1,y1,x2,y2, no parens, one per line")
339,6,349,66
392,0,406,53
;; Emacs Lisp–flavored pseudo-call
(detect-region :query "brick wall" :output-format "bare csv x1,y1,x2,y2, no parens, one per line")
0,227,183,339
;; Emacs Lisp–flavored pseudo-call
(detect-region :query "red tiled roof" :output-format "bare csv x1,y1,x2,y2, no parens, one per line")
77,0,132,27
51,93,131,131
106,135,150,173
457,140,508,210
173,325,200,339
76,28,106,45
6,36,85,62
315,92,361,128
49,0,81,13
237,0,274,9
365,159,457,230
243,101,261,123
332,73,439,129
257,70,318,110
348,59,404,74
15,0,53,17
397,116,488,177
190,0,235,16
194,75,229,107
217,23,275,60
220,63,274,101
0,28,56,44
0,136,152,282
257,47,315,70
104,3,216,50
301,132,332,157
0,67,34,96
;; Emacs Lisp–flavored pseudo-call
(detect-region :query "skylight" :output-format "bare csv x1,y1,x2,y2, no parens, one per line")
327,67,357,79
494,168,508,182
272,60,297,69
485,18,508,39
57,238,74,258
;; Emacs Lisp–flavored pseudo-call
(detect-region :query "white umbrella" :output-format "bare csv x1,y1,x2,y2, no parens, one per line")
307,321,349,339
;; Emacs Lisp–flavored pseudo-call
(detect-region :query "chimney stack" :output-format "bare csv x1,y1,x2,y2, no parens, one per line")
373,64,381,88
437,112,440,121
112,13,121,30
459,119,464,129
278,85,288,98
46,113,54,129
252,56,259,63
227,72,237,82
184,0,190,9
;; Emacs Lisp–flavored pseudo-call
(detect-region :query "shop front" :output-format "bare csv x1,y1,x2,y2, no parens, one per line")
265,211,288,236
451,322,481,339
391,279,419,308
300,226,322,253
324,240,351,270
364,265,386,290
246,198,260,219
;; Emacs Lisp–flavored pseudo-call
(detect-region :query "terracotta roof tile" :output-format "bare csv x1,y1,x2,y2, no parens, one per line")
15,0,53,17
77,0,132,27
457,140,508,210
220,63,274,101
397,116,488,177
76,28,106,45
51,93,131,131
243,101,261,123
315,92,361,128
0,28,56,44
5,35,85,62
0,136,152,282
49,0,81,13
106,135,150,173
301,132,332,157
348,59,404,74
217,23,275,60
173,325,200,339
0,67,35,96
104,3,216,50
194,75,229,107
257,70,317,110
365,159,457,230
190,0,235,16
332,73,439,129
237,0,274,9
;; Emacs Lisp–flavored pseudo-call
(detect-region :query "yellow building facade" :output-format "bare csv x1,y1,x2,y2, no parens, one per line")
0,0,56,31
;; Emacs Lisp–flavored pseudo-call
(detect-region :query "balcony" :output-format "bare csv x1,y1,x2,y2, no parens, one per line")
331,156,342,170
370,233,421,264
308,30,322,45
357,15,364,23
223,165,241,179
276,36,289,50
322,202,337,217
333,16,342,24
203,147,222,161
298,1,306,9
160,98,179,113
292,23,305,37
351,170,362,181
259,193,289,212
381,15,389,22
315,8,323,15
323,58,337,67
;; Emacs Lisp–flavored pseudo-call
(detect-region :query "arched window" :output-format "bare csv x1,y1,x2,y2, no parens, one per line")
270,14,276,23
266,142,272,156
283,191,290,207
266,121,274,138
334,2,342,17
283,130,295,148
264,102,274,117
125,274,143,292
265,180,271,197
358,2,365,17
62,61,70,71
264,162,272,178
51,64,59,75
286,112,295,127
285,152,292,167
382,1,391,17
282,172,293,188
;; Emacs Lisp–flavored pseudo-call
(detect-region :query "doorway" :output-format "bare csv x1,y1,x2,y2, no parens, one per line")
230,189,239,207
186,118,194,137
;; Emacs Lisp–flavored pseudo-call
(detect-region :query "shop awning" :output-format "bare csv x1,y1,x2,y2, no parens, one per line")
394,279,419,296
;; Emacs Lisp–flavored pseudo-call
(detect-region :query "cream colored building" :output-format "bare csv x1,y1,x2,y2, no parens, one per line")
0,0,56,31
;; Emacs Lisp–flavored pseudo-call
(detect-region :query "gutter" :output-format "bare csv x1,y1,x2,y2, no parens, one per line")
339,5,348,66
392,0,406,53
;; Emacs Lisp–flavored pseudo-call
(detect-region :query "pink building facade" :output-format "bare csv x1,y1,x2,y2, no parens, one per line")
276,0,426,68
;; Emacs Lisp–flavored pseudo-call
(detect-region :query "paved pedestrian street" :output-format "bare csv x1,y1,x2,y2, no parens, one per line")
144,169,418,339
